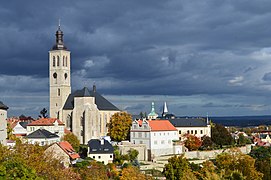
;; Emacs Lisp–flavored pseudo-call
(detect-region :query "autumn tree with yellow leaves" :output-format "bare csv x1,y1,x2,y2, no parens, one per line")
107,112,132,142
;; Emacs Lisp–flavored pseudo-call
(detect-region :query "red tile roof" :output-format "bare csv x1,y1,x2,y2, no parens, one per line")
58,141,80,159
27,118,64,126
138,120,177,131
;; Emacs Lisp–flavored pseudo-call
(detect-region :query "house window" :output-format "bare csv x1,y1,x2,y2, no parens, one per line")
63,56,65,66
53,56,56,67
187,130,190,134
154,133,156,136
168,140,171,144
110,155,112,158
98,156,101,159
140,141,143,144
201,130,203,134
57,56,60,66
161,140,164,144
58,88,60,96
195,130,197,134
93,156,95,159
179,130,182,134
145,132,147,138
65,56,68,67
191,130,194,134
138,132,142,138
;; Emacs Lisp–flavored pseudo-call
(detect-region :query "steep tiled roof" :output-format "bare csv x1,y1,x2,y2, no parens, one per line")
138,120,177,131
27,118,64,126
0,101,8,110
63,86,119,111
58,141,80,159
27,129,59,139
168,118,208,127
88,139,114,154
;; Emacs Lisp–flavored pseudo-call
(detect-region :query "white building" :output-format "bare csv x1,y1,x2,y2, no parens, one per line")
49,25,120,144
88,139,114,165
130,119,179,159
26,129,60,146
27,118,65,138
168,117,211,140
0,101,8,145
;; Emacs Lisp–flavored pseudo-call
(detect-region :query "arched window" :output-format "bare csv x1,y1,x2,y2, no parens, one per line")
64,73,67,80
65,56,68,67
53,73,57,84
53,56,56,67
57,56,60,66
63,56,65,66
58,88,60,96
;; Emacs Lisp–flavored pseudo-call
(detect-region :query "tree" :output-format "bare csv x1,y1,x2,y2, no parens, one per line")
215,149,263,180
184,134,202,151
201,135,214,150
107,112,132,142
211,123,234,147
121,166,152,180
39,108,48,118
237,133,246,146
163,154,197,180
250,147,271,180
63,132,80,152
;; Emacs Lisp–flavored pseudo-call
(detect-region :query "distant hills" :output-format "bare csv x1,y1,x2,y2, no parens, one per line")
210,115,271,127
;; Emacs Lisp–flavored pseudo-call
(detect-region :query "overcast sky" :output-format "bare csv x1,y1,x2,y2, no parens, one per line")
2,1,271,118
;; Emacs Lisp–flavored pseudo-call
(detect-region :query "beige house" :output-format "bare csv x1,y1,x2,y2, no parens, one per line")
27,118,65,138
49,26,120,144
88,139,114,164
45,141,80,168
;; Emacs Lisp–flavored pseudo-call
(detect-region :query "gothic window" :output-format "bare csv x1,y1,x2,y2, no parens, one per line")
53,56,56,67
53,73,57,84
65,56,68,67
63,56,65,66
57,56,60,66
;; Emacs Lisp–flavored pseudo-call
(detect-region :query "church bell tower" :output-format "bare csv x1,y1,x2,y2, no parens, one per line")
49,24,71,118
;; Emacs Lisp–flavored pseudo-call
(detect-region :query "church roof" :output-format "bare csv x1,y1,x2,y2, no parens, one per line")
27,129,59,139
0,101,8,110
63,86,119,111
168,117,208,127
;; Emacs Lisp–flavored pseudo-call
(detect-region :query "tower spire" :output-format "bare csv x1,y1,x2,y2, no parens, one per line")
52,21,67,50
162,102,168,117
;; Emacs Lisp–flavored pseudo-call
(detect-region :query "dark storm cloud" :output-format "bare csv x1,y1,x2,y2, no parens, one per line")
2,1,271,116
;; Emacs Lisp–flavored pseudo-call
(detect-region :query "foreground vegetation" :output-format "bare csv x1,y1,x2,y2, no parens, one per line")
163,147,271,180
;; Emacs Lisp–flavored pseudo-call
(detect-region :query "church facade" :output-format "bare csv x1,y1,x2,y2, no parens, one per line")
49,25,120,144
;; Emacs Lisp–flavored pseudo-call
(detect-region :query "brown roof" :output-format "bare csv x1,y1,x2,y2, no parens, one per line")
137,120,177,131
27,118,64,126
58,141,80,159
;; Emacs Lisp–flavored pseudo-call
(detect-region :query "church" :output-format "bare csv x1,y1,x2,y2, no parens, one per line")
49,25,120,144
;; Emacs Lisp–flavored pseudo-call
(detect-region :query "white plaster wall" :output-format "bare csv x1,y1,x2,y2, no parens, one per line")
0,109,7,145
88,153,113,165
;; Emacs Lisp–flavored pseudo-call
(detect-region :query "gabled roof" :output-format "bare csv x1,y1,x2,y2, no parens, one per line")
58,141,80,159
88,139,114,154
0,101,8,110
27,118,64,126
63,86,119,111
168,117,208,127
137,120,177,131
27,129,59,139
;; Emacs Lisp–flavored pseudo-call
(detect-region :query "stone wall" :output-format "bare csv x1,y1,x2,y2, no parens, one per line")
184,145,252,160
